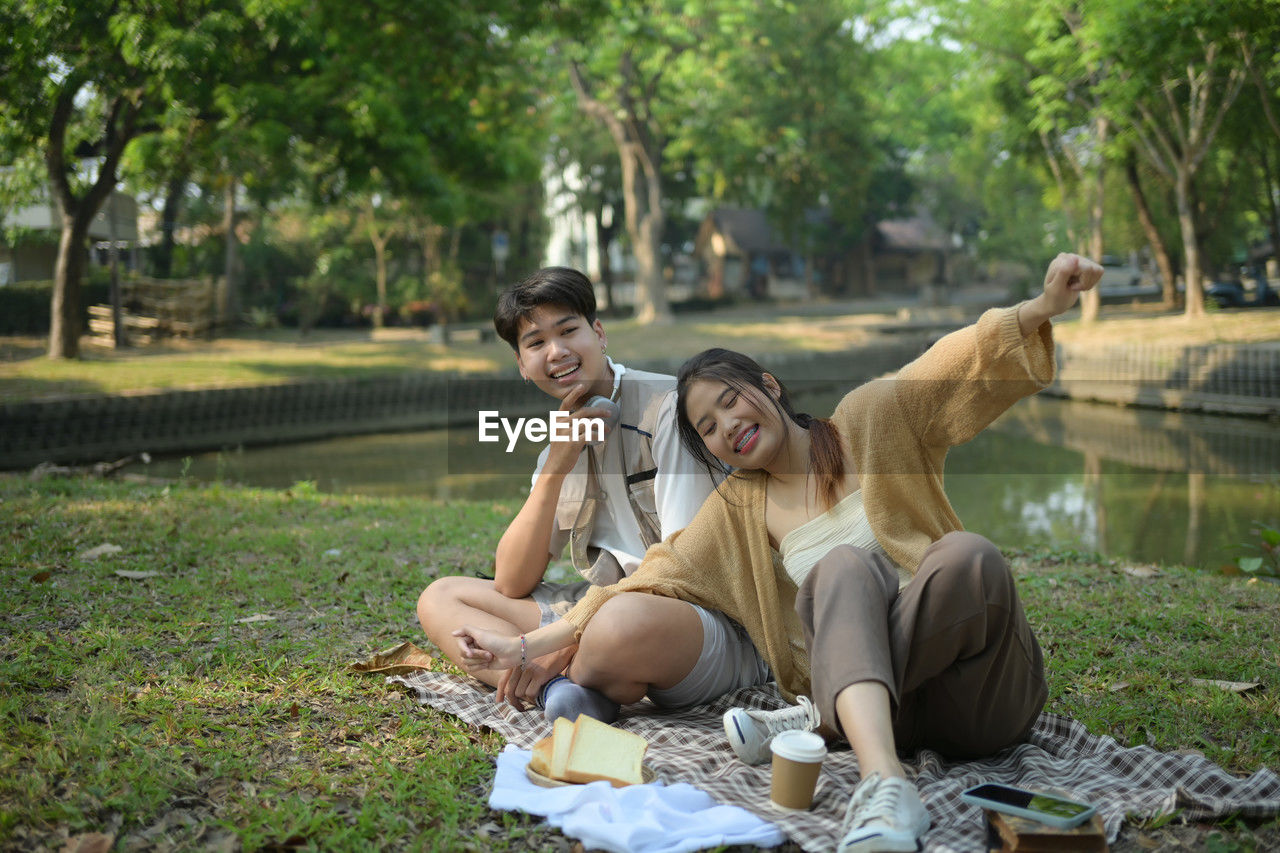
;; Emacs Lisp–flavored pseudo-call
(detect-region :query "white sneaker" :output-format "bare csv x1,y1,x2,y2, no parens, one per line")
837,773,931,853
722,695,821,765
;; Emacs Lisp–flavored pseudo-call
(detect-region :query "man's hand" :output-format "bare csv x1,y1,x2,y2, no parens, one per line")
495,661,555,711
539,384,618,476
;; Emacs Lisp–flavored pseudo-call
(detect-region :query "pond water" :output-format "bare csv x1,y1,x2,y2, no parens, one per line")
127,394,1279,573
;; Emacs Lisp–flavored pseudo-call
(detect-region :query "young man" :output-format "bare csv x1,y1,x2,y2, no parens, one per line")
417,267,770,722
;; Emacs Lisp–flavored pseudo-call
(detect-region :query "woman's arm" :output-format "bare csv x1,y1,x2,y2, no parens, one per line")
453,619,578,673
872,253,1101,450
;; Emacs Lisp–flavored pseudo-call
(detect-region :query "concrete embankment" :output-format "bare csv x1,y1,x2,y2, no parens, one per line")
2,335,1276,470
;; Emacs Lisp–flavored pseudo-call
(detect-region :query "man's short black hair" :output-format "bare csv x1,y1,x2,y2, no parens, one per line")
493,267,599,349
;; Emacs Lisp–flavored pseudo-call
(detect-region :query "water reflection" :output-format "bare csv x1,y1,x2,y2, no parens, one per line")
129,395,1279,571
141,427,544,501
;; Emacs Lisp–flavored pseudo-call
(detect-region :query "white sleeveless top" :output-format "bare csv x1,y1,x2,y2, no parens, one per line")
777,489,895,588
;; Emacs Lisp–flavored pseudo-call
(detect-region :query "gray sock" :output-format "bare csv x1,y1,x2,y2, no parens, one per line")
539,675,620,724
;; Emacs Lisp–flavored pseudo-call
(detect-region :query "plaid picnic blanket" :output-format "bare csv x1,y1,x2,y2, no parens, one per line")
389,671,1280,852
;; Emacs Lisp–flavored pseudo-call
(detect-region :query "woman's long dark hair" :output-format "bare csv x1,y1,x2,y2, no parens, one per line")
676,348,846,510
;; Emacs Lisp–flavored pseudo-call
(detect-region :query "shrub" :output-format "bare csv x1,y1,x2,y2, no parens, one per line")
0,278,112,335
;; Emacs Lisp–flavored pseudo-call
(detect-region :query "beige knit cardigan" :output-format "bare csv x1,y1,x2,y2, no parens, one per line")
562,305,1056,701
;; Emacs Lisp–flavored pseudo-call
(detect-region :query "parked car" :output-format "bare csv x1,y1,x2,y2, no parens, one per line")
1208,268,1279,308
1096,255,1159,299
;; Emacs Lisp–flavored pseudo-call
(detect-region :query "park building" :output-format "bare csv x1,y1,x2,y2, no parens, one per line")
0,189,140,286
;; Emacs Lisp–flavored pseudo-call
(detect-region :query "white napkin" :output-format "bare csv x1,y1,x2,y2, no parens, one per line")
489,745,786,853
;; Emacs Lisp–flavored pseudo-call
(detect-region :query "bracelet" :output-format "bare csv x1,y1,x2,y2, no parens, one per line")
519,634,527,669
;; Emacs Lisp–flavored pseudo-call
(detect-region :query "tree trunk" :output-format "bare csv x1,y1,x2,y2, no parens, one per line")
223,175,239,326
594,208,617,312
1174,170,1205,318
568,57,670,325
1079,118,1109,324
108,194,127,348
155,173,186,278
632,209,667,324
1254,139,1280,275
43,78,138,358
48,214,92,359
615,138,668,324
371,232,388,329
1125,151,1177,306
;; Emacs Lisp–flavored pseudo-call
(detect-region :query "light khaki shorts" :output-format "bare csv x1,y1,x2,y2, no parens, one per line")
531,580,771,709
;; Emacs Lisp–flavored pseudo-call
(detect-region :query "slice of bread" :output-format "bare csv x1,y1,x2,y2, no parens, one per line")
560,714,648,787
549,716,575,780
528,735,554,778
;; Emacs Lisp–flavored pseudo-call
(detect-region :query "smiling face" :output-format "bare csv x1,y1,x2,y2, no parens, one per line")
514,304,613,401
683,376,790,471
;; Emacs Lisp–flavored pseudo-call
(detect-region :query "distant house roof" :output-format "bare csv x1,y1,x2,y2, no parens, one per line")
698,206,956,258
876,214,950,252
1,190,138,242
699,207,788,256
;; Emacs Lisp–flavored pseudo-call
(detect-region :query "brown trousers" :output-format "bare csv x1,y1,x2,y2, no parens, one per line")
795,531,1047,760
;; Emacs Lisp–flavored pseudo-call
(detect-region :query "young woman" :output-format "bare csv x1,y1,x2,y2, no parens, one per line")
455,253,1103,852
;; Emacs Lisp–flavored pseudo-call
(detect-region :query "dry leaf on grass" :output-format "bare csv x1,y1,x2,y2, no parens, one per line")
1189,678,1263,694
236,613,276,624
1121,565,1162,579
79,544,122,560
61,833,115,853
114,570,160,580
348,641,435,675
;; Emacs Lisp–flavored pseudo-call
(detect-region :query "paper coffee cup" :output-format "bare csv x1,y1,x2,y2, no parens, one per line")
769,730,826,810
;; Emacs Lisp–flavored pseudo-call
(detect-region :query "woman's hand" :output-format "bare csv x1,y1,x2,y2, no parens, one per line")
453,625,522,672
1019,252,1105,334
495,645,577,710
1042,252,1103,312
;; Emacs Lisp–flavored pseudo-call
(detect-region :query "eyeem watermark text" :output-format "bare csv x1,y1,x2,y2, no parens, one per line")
478,411,604,452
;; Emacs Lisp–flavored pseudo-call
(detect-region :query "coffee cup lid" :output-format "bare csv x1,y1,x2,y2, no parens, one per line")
770,730,826,763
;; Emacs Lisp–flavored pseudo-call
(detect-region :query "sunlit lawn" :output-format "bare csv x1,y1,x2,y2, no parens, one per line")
6,301,1278,405
0,307,896,403
2,475,1278,850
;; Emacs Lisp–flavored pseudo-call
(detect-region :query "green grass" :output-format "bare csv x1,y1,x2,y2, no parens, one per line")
2,475,1278,851
0,475,559,851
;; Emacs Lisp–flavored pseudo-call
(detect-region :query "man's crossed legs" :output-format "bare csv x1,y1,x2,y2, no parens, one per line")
417,578,769,720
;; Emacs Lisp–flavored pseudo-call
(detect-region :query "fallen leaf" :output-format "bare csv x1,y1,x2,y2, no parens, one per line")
1121,565,1161,579
348,641,436,675
1109,681,1131,693
79,544,123,560
114,570,160,580
62,833,115,853
31,570,52,583
289,702,299,718
236,613,276,624
1189,678,1263,694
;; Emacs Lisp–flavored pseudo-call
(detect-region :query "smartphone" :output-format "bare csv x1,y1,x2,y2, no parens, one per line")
960,783,1097,829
